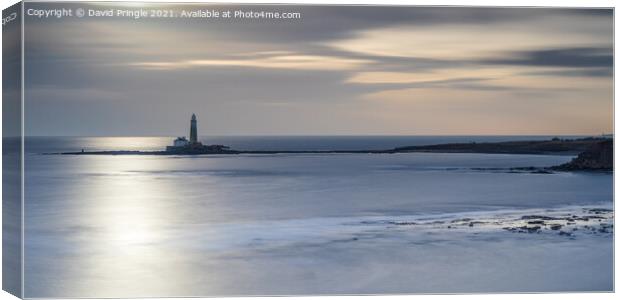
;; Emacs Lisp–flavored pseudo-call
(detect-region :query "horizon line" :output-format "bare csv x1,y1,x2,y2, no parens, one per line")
15,133,614,138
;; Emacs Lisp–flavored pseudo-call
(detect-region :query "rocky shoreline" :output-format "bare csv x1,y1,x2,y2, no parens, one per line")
367,207,614,239
552,140,613,171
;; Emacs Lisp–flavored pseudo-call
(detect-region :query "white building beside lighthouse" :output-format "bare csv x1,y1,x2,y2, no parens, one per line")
167,114,202,151
173,136,189,147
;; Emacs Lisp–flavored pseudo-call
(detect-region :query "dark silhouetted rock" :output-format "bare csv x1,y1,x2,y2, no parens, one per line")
553,140,612,171
550,224,562,230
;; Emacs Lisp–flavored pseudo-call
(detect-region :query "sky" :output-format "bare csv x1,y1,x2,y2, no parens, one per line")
20,3,613,136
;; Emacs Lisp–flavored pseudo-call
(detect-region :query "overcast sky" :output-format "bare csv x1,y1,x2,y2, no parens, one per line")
22,3,613,136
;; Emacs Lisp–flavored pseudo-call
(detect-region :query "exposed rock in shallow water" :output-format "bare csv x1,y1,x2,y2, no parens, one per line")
521,215,559,221
525,226,541,233
468,167,556,174
589,208,613,214
527,220,545,225
389,221,418,226
383,206,613,239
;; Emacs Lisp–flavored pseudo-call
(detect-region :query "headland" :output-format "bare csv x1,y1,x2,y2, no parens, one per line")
50,114,613,171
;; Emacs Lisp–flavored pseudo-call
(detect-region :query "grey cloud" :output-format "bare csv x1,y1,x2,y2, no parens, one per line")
18,3,614,136
520,68,613,78
481,47,613,68
347,76,583,94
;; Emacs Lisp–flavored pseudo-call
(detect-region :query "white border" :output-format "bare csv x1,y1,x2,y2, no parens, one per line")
0,1,616,300
20,1,25,299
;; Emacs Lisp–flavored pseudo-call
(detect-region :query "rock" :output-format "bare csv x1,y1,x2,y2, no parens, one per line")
521,215,559,221
531,169,554,174
468,221,486,227
549,224,562,230
552,140,613,171
451,218,472,223
527,226,541,233
389,221,417,225
528,220,545,225
589,208,612,213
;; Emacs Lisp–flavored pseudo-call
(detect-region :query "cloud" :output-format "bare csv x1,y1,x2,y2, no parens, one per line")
21,3,613,136
346,68,515,84
25,86,125,102
481,47,612,68
326,8,611,64
520,68,613,78
129,53,371,71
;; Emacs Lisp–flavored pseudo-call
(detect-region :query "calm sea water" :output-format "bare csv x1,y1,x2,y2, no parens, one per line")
22,136,613,297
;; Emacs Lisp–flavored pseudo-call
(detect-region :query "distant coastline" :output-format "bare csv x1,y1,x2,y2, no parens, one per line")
51,137,613,171
52,136,609,155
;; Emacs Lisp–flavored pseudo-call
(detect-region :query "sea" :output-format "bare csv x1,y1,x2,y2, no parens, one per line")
20,136,613,297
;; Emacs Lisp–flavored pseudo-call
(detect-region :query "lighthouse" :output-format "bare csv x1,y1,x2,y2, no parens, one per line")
165,114,231,153
190,114,198,144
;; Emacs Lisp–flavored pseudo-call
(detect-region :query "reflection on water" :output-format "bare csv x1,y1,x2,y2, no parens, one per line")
23,138,613,297
87,158,167,248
